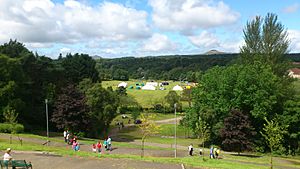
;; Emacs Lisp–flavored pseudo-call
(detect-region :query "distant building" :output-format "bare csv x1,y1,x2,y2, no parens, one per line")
288,68,300,79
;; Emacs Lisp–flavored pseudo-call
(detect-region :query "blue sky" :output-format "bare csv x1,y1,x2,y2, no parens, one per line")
0,0,299,58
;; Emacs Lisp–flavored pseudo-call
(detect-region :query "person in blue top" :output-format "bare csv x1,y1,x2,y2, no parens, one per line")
210,146,214,159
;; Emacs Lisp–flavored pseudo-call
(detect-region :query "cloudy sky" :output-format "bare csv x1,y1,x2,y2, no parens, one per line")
0,0,300,58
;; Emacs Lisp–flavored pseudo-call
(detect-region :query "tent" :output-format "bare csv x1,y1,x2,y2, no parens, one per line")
118,82,127,88
142,85,156,90
172,85,183,91
146,82,158,87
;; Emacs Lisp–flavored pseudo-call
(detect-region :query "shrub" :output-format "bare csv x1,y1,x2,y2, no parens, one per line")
0,123,24,133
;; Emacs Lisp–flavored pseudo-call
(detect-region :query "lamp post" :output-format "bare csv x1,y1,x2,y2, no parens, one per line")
45,99,49,146
174,103,177,158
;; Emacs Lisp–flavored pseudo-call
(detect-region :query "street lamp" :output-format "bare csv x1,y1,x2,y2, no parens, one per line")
45,99,49,146
174,103,177,158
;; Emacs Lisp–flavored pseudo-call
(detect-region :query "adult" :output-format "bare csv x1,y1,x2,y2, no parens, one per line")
188,144,193,156
3,148,12,161
210,146,214,159
107,137,112,151
63,130,67,143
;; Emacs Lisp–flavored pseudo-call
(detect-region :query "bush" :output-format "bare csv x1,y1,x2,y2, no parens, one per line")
0,123,24,133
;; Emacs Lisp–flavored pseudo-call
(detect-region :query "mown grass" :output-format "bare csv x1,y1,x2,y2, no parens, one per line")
102,80,187,108
1,135,300,169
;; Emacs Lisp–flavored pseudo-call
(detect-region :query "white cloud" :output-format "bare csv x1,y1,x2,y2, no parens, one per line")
141,33,177,52
189,31,243,53
149,0,240,34
288,30,300,52
0,0,151,44
282,3,299,14
188,31,220,48
60,47,71,54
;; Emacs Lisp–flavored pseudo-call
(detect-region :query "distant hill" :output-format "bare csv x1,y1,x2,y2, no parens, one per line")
204,49,227,55
96,53,300,81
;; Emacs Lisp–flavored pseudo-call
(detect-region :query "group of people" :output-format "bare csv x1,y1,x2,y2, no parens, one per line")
210,146,221,159
63,130,113,153
63,130,80,151
92,137,112,153
187,144,221,159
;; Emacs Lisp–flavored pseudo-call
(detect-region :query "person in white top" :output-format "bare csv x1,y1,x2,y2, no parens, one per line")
188,144,193,156
107,137,112,151
63,130,67,142
3,148,12,161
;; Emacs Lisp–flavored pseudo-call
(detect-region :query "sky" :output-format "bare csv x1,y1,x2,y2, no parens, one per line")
0,0,300,58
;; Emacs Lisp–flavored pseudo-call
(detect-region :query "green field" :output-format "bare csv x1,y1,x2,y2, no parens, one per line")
102,80,188,108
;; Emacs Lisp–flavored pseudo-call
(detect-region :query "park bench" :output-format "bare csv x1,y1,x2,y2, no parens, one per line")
0,160,32,169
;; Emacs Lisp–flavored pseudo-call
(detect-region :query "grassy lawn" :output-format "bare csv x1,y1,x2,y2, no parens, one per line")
102,80,188,108
1,134,300,169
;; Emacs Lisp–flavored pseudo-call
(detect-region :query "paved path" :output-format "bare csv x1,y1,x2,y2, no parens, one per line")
3,151,195,169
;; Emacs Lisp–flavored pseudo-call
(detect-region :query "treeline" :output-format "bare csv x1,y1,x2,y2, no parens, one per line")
96,53,300,81
0,40,122,137
183,13,300,157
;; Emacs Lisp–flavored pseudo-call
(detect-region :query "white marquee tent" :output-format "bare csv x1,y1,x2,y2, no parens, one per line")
142,85,156,90
118,82,127,88
172,85,183,91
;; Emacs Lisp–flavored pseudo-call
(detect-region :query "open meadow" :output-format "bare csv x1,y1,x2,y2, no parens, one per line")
102,80,188,108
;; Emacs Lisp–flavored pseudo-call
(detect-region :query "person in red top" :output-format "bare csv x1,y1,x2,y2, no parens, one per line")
92,144,97,152
96,141,102,154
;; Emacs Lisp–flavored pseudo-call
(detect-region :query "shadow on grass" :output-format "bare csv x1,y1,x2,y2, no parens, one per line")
230,154,262,158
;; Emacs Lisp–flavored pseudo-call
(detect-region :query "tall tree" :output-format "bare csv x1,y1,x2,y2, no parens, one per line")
220,109,256,154
165,91,181,112
240,13,290,76
62,53,99,84
85,83,119,137
51,85,89,132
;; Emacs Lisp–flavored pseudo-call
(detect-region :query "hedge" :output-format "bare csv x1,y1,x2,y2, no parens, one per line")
0,123,24,133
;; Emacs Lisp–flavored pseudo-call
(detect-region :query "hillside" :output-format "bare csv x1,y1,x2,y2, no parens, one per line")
96,53,300,81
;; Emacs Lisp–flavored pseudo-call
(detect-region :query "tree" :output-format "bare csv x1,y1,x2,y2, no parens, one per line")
261,118,287,169
181,88,192,107
3,106,19,144
240,13,290,76
220,109,256,154
62,53,99,84
51,85,89,132
165,91,181,112
138,113,160,157
85,83,119,137
195,116,210,160
191,63,284,143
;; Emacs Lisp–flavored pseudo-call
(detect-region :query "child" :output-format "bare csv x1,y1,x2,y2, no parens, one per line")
96,141,102,154
104,139,107,150
92,144,97,153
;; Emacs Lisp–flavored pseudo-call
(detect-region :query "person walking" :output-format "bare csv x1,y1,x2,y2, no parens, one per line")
107,136,112,151
96,141,102,154
104,139,107,150
63,130,67,143
188,144,193,156
210,146,214,159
